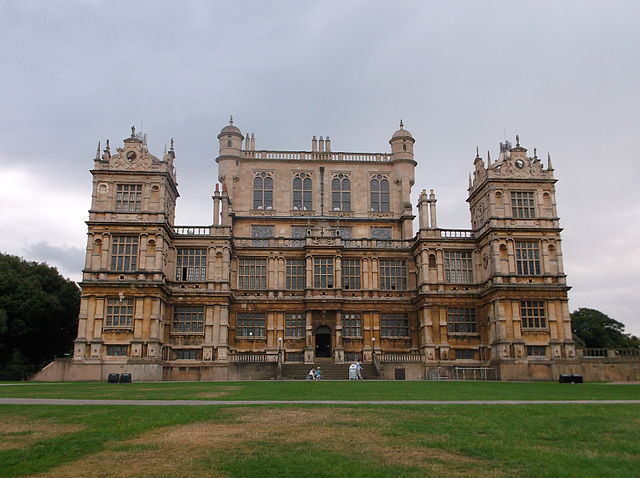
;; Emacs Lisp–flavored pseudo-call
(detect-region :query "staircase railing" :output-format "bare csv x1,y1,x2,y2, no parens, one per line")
372,351,383,377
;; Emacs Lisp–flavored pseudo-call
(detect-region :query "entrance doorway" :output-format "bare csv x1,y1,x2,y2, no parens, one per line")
315,325,331,358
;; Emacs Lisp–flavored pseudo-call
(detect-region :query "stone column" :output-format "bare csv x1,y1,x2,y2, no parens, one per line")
304,310,314,363
334,310,344,363
217,305,229,361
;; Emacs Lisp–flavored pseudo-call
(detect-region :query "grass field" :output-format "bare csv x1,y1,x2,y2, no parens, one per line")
0,380,639,401
1,382,639,477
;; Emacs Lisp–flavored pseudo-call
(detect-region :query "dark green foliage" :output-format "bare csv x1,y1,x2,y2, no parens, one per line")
0,253,80,380
571,308,640,349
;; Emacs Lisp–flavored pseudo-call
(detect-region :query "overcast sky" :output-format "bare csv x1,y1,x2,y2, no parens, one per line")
1,0,638,335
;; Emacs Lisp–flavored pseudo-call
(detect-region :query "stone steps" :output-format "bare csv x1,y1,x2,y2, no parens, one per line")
282,362,378,380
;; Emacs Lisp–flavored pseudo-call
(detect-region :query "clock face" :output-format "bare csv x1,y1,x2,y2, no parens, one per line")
126,151,137,161
515,159,525,169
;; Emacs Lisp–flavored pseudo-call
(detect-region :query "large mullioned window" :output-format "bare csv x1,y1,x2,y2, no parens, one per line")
173,306,204,333
342,259,361,290
521,301,547,329
313,257,334,288
286,259,306,290
447,308,477,334
511,191,536,218
379,259,407,290
380,314,409,337
342,313,362,337
292,173,312,210
110,236,138,271
444,251,473,283
331,174,351,211
253,172,273,210
236,313,266,338
515,241,541,275
105,298,134,328
370,174,389,212
285,314,305,337
238,258,267,289
175,248,207,281
115,184,142,212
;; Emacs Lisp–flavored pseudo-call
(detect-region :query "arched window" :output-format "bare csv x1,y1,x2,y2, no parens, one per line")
370,175,389,212
331,174,351,211
293,173,312,210
253,172,273,210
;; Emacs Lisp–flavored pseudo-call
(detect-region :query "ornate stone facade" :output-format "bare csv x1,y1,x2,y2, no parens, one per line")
63,121,578,381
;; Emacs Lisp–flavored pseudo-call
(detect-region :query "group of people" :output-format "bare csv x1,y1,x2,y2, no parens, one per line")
306,367,322,380
305,361,364,380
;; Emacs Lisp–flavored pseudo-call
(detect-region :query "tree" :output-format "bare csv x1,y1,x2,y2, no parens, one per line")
0,253,80,380
571,308,640,349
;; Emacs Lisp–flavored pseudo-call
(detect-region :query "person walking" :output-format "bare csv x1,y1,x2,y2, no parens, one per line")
356,361,363,380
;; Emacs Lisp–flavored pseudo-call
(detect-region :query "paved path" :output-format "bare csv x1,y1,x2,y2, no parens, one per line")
1,398,639,406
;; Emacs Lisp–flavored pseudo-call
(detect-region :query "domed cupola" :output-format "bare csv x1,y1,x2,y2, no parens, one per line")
389,120,415,158
217,116,244,156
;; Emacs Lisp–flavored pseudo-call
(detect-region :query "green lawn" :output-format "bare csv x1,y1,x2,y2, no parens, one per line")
0,403,638,477
0,380,638,401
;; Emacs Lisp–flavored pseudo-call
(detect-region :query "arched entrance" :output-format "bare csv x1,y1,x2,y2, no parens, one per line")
315,325,331,358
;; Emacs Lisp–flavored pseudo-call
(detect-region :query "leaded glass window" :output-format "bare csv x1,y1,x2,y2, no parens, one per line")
380,314,409,337
115,184,142,212
521,301,546,329
236,313,266,337
379,259,407,290
342,313,362,337
253,172,273,210
370,174,390,212
105,298,134,328
331,174,351,211
238,258,267,289
342,259,361,290
176,248,207,281
444,251,473,283
313,257,334,288
110,236,138,271
286,259,306,290
292,173,312,210
511,191,536,218
447,308,477,334
285,313,305,337
515,241,541,275
173,306,204,333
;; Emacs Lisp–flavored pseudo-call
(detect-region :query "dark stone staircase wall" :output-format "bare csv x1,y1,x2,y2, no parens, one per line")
281,363,379,380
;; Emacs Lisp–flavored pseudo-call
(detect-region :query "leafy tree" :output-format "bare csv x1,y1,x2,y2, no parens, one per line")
571,308,640,349
0,253,80,380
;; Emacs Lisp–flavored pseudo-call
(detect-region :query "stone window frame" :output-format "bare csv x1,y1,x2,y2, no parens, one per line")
238,258,267,289
331,173,351,212
454,349,475,360
292,172,313,211
526,345,547,357
378,259,407,290
285,313,305,338
380,313,409,338
105,344,129,357
521,300,547,330
175,248,207,282
342,313,363,338
285,258,306,290
173,349,201,360
370,174,390,212
105,297,134,328
236,313,266,338
172,306,205,334
515,241,541,275
511,191,536,219
313,257,334,288
444,250,473,283
253,172,274,210
342,258,361,290
110,235,138,272
447,308,478,335
115,183,143,213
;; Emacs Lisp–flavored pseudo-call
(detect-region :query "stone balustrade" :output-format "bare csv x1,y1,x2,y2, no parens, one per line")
242,150,392,162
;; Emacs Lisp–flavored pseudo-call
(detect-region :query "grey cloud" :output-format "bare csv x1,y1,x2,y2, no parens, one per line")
21,242,84,282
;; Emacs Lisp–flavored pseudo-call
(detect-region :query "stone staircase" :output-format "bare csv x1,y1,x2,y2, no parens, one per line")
281,361,379,380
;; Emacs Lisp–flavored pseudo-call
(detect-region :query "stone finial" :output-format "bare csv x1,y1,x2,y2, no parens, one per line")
547,152,554,170
399,119,404,129
533,147,537,158
170,138,175,151
487,150,492,166
475,146,480,158
95,141,101,160
515,134,520,147
229,115,234,125
131,125,136,138
105,139,110,153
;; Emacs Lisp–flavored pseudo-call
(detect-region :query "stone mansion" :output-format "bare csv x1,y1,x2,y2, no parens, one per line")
52,119,581,381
